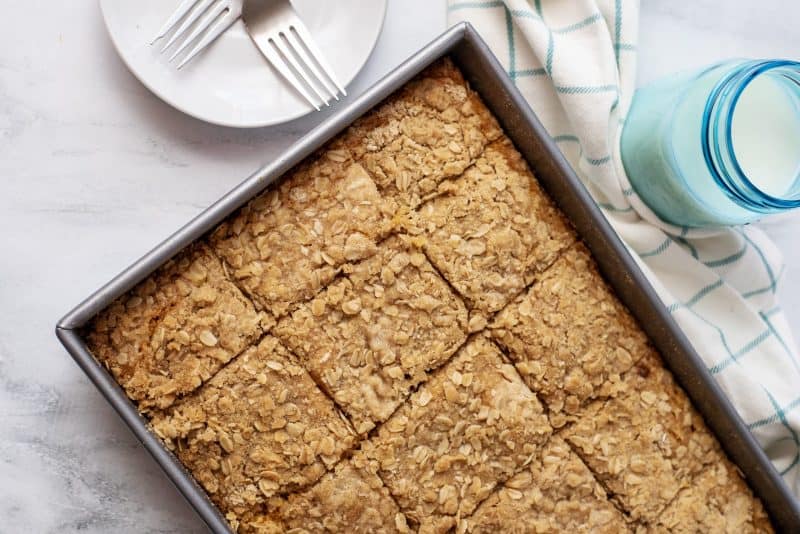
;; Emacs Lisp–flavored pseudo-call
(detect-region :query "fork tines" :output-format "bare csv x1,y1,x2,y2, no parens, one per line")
153,0,347,112
152,0,242,69
260,21,347,111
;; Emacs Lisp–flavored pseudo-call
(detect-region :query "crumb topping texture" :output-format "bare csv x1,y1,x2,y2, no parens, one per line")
461,436,630,533
86,243,268,411
274,235,468,435
560,353,722,522
343,59,502,211
150,336,357,518
490,243,652,423
364,336,552,533
255,452,412,534
411,138,576,328
210,150,390,320
86,58,773,533
654,460,772,533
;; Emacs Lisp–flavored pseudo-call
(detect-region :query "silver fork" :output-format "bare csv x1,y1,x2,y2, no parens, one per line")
151,0,243,69
242,0,347,110
152,0,346,111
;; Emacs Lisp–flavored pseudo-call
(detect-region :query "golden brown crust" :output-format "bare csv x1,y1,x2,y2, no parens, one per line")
210,149,391,319
274,235,468,434
233,514,285,534
150,336,357,521
86,243,268,411
461,437,631,534
560,353,721,522
342,58,502,211
84,58,772,533
364,336,552,533
652,460,773,534
412,138,576,327
257,452,412,534
490,243,652,424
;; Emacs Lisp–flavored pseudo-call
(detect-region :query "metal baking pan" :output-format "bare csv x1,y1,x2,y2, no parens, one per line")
56,23,800,532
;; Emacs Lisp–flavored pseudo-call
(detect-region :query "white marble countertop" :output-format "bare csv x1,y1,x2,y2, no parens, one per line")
1,1,798,532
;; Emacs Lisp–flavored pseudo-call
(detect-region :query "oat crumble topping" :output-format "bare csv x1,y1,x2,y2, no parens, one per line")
560,352,721,522
150,336,356,519
244,451,412,534
85,58,774,533
342,59,502,211
654,460,772,533
211,150,391,320
411,138,576,328
274,235,468,434
461,436,631,533
490,243,652,423
87,243,268,411
364,336,552,533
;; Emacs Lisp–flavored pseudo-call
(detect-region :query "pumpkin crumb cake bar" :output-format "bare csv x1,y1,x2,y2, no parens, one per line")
654,460,773,533
560,351,723,523
244,452,412,534
210,148,391,321
274,235,469,435
150,336,357,523
461,436,630,533
342,59,503,211
85,58,773,533
363,336,552,533
410,138,575,330
489,243,652,425
86,243,269,411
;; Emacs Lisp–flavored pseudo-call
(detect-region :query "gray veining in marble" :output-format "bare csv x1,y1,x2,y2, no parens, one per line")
1,1,797,532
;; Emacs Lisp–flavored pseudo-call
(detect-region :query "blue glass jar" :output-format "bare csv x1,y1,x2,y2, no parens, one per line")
621,60,800,227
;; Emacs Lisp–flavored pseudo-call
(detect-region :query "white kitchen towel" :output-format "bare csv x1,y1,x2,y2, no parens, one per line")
448,0,800,495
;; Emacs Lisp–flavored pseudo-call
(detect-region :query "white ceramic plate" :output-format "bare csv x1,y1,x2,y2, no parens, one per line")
100,0,388,128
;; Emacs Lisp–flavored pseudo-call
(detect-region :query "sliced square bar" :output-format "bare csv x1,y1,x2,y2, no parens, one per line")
344,58,502,210
150,336,357,523
245,452,412,534
211,146,391,319
364,336,552,533
560,353,720,522
462,437,631,533
274,235,469,434
413,138,575,328
490,243,652,422
86,243,268,411
653,460,773,533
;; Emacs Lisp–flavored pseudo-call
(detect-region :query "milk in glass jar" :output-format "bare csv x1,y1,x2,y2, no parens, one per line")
622,60,800,227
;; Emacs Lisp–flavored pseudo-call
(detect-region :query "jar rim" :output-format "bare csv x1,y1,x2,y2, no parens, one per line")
702,59,800,212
